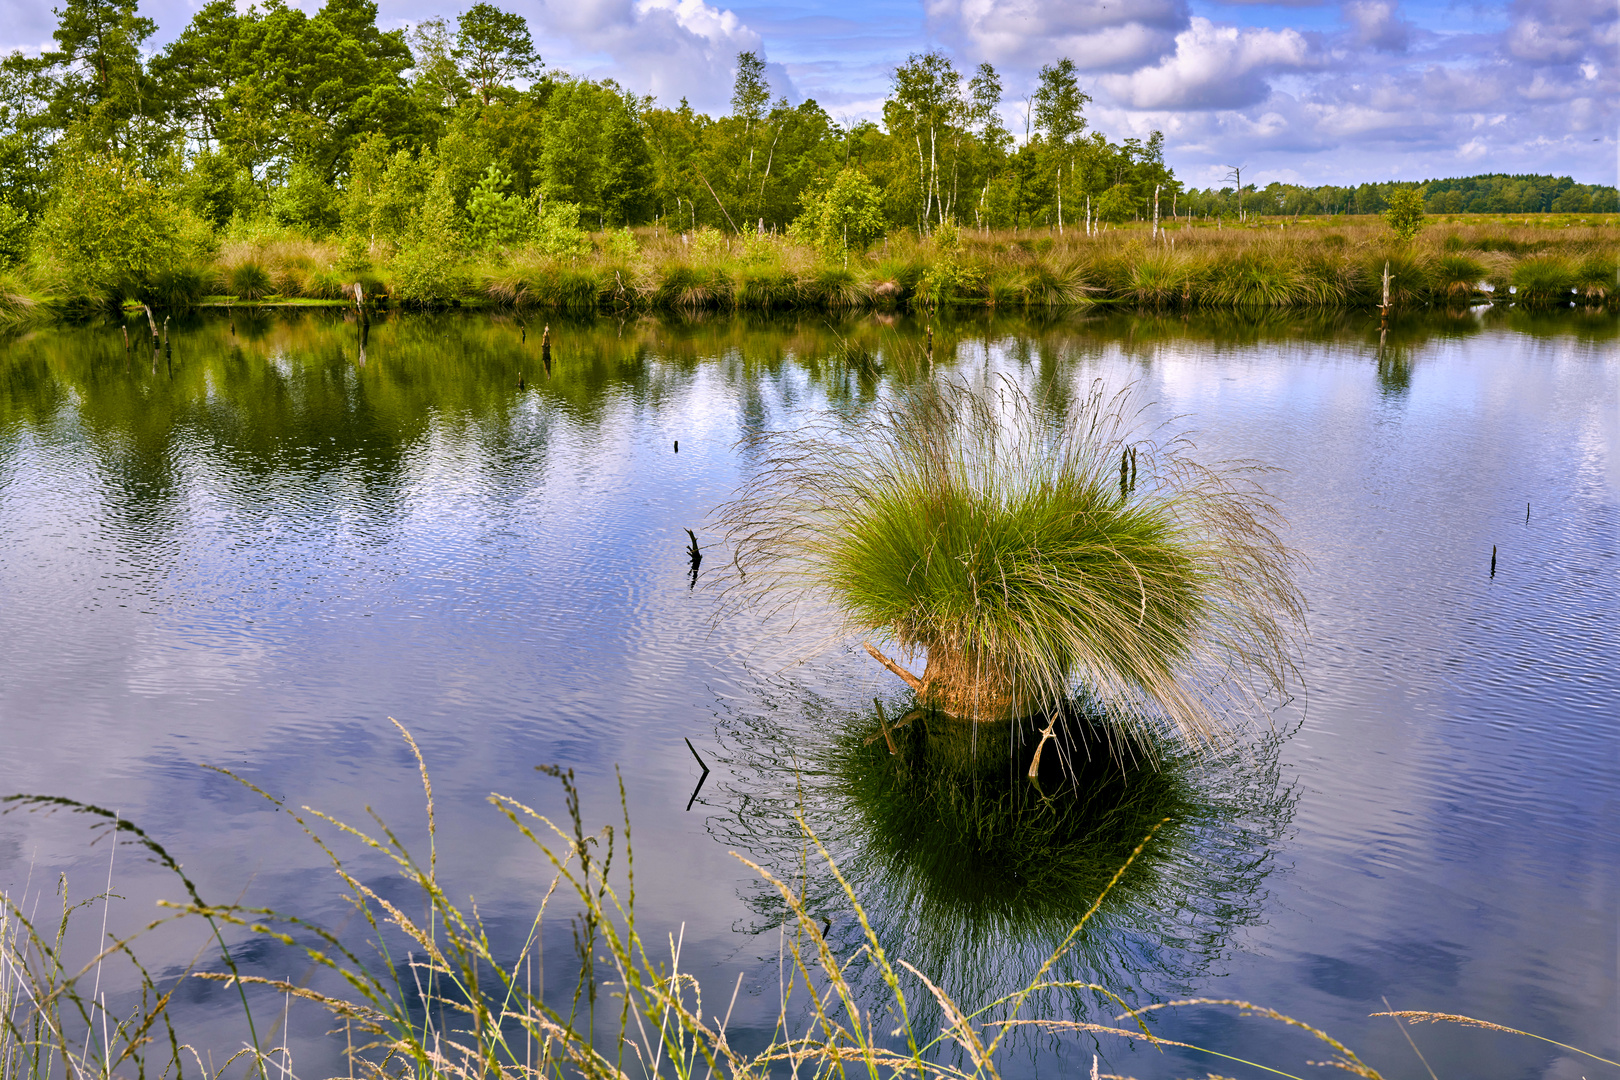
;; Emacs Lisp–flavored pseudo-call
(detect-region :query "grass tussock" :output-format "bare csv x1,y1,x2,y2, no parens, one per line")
714,378,1306,739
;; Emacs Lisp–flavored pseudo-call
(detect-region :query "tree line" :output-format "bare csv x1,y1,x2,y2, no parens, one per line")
0,0,1184,253
1178,173,1617,222
1,0,1612,285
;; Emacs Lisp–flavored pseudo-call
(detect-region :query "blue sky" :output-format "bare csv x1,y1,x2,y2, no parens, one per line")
2,0,1615,187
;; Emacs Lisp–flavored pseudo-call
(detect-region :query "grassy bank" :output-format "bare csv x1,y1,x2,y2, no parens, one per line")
1,216,1615,329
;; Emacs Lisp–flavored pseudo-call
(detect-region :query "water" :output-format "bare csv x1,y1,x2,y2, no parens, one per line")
1,307,1615,1079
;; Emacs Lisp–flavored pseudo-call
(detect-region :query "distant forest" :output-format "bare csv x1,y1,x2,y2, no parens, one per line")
1179,173,1618,220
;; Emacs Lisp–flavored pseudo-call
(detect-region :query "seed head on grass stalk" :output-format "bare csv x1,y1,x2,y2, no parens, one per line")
714,376,1306,746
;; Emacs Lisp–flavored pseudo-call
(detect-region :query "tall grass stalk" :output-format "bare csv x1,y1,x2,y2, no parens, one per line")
715,378,1305,738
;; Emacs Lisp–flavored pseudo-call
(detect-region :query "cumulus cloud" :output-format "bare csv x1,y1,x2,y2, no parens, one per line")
1097,17,1314,109
522,0,774,109
924,0,1187,72
1343,0,1411,53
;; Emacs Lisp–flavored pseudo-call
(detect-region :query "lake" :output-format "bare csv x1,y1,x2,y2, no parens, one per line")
1,306,1615,1079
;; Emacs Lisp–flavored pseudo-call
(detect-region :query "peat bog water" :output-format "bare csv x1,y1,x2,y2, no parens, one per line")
0,307,1616,1079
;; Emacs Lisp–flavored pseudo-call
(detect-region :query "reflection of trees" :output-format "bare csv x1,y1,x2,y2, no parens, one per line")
705,689,1295,1050
3,306,1606,561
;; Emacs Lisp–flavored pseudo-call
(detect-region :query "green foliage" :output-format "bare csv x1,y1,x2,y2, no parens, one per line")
181,149,257,228
270,161,340,234
1095,184,1135,225
688,225,726,260
1385,184,1427,242
598,225,637,260
600,97,654,226
531,198,589,257
466,163,529,249
1031,57,1089,146
390,167,464,303
0,201,29,266
790,167,886,257
36,153,205,305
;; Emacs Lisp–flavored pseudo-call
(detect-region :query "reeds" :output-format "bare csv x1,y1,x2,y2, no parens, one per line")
714,377,1306,740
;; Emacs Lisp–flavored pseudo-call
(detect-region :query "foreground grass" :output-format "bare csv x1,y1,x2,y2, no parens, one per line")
3,723,1618,1080
2,216,1615,329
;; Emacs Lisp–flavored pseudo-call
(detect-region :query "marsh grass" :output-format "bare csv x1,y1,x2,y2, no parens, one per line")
2,218,1612,321
5,724,1617,1080
715,377,1306,738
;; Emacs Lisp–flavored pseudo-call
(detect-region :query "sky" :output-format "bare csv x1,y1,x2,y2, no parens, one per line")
1,0,1615,188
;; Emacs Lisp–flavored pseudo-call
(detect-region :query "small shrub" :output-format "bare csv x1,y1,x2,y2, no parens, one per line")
689,226,727,261
37,152,209,308
789,167,886,258
597,226,638,261
1384,184,1427,242
466,165,531,250
531,200,589,258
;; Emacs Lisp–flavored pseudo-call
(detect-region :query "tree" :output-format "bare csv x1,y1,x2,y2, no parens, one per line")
1385,183,1426,242
149,0,241,149
466,163,528,247
409,17,468,114
730,51,769,132
884,49,965,230
453,3,540,107
37,152,205,304
790,166,884,256
1031,57,1090,231
1094,183,1134,225
600,93,654,225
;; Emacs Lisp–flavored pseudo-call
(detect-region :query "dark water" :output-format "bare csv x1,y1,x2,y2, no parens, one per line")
1,307,1615,1079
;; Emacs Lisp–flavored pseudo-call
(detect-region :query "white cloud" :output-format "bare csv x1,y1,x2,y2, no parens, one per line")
1098,17,1314,109
924,0,1187,71
523,0,770,109
1343,0,1411,53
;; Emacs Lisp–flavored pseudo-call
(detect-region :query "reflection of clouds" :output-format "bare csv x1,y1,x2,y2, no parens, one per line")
0,310,1615,1074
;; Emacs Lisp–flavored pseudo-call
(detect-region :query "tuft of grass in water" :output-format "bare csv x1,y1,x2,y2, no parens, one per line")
1204,251,1302,307
1572,252,1617,304
1434,253,1486,301
715,377,1306,738
227,262,273,302
1510,255,1577,306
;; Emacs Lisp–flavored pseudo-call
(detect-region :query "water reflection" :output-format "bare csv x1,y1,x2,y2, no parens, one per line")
706,691,1296,1040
